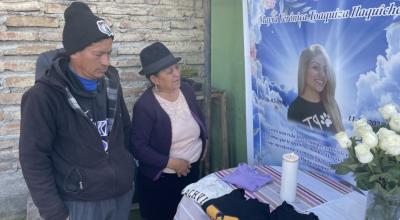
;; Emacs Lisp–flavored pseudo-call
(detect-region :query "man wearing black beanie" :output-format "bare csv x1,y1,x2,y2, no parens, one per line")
19,2,135,220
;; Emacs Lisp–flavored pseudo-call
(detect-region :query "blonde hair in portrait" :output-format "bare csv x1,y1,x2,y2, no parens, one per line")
297,44,344,132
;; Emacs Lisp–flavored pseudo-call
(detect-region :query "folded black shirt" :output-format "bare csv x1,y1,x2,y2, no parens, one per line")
201,189,319,220
202,189,270,220
271,201,319,220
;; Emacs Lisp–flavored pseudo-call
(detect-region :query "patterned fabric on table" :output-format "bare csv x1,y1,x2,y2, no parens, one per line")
214,166,354,212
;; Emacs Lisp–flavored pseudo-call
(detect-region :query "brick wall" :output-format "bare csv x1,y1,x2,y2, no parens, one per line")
0,0,205,218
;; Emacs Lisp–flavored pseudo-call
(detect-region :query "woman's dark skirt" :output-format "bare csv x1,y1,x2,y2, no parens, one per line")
137,162,200,220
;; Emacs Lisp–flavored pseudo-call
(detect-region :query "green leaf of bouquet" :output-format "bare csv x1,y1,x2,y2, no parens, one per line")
334,163,351,175
367,163,382,174
387,180,398,190
370,182,390,194
369,174,383,182
347,164,360,171
355,172,373,190
340,156,356,165
356,178,374,191
369,173,392,183
387,167,400,177
389,187,400,195
381,159,396,171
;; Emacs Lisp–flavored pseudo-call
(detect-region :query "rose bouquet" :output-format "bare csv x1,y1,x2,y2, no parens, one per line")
333,104,400,220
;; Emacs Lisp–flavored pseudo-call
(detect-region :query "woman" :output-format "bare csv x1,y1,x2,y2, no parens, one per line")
130,42,207,220
288,44,344,133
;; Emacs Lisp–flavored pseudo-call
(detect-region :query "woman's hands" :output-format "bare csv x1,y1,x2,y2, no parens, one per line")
167,158,191,177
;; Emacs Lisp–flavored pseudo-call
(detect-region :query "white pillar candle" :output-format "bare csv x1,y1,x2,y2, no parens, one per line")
280,152,299,203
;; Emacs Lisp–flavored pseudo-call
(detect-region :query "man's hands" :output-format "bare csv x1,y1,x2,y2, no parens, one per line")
167,158,191,177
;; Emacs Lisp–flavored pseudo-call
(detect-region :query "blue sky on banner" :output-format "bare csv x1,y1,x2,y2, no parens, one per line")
247,0,400,171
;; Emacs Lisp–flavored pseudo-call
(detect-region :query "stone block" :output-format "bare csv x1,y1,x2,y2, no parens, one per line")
0,32,39,41
119,70,144,82
170,18,204,29
180,52,204,65
6,16,59,28
143,0,160,4
111,58,140,67
160,0,178,5
0,160,18,173
44,3,66,14
0,107,21,121
44,3,97,14
114,0,142,3
123,87,146,97
4,45,57,56
0,2,40,12
3,76,35,88
117,46,141,55
4,110,21,121
0,148,18,161
114,33,145,42
149,6,195,17
0,139,16,150
116,18,165,30
178,0,195,7
145,29,204,41
0,122,20,136
39,32,62,41
2,61,35,72
0,170,28,220
164,41,203,53
102,4,148,15
0,93,23,105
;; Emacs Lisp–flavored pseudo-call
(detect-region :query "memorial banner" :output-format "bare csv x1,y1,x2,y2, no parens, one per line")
244,0,400,174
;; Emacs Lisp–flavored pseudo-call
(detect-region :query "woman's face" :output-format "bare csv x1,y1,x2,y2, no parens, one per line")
305,54,327,95
151,64,181,93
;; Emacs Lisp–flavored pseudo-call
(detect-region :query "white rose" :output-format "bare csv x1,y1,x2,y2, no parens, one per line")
353,119,373,139
359,130,378,148
379,133,400,156
353,118,368,129
389,113,400,133
354,143,373,164
377,127,396,142
379,104,398,121
335,132,352,149
385,143,400,156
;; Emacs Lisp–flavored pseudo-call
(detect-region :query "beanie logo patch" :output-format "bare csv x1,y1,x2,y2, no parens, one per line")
97,20,113,37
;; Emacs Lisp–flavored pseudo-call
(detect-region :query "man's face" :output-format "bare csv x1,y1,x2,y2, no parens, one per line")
70,38,113,80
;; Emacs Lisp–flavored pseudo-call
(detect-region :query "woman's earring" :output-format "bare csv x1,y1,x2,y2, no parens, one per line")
155,84,159,92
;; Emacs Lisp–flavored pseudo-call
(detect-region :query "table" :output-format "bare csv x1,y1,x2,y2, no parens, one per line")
174,165,367,220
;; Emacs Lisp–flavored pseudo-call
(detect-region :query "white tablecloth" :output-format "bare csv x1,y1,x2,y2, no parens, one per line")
174,166,366,220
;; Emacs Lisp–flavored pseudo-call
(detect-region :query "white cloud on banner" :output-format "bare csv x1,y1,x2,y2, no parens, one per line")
355,22,400,118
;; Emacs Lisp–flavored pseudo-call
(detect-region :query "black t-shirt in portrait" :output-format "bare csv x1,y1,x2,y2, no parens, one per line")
287,96,336,133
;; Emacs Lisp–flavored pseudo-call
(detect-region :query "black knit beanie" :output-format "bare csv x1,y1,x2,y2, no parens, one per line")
62,2,114,55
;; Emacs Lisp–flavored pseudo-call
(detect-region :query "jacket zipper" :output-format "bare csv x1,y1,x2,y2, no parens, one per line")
65,84,120,194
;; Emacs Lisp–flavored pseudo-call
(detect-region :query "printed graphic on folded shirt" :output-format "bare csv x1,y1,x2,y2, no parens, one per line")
181,174,233,205
205,205,239,220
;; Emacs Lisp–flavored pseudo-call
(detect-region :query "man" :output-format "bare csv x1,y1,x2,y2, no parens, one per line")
19,2,135,220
